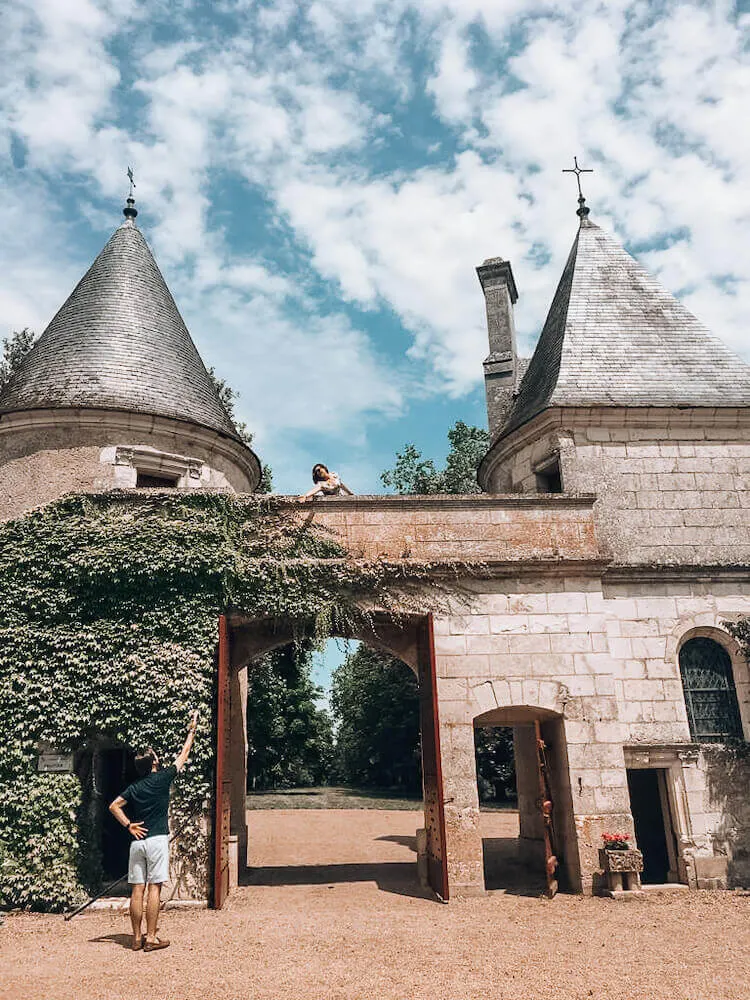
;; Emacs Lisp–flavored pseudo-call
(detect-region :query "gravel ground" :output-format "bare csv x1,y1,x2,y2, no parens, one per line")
3,809,749,1000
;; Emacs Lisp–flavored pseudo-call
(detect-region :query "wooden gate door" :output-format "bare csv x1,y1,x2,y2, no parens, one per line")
212,614,232,909
417,613,449,901
534,720,558,898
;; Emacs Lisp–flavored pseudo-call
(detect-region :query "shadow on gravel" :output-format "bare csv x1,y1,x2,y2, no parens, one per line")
482,837,548,897
240,862,434,900
375,834,417,852
88,933,136,950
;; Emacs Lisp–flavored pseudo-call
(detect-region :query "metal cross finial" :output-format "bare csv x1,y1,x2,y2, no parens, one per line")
123,166,138,221
562,156,593,220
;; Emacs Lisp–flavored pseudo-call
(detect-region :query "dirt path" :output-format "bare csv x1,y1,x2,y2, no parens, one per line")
3,809,749,1000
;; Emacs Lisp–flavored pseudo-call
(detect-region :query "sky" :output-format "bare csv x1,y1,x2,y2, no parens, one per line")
1,0,749,496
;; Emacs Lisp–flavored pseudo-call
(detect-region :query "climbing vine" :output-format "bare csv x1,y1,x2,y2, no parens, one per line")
0,491,449,911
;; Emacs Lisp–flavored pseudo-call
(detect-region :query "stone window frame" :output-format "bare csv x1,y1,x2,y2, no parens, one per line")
672,624,749,744
111,445,205,490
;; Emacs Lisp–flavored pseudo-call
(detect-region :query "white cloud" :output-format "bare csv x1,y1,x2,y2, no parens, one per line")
1,0,749,490
426,27,478,124
171,264,406,446
256,0,750,363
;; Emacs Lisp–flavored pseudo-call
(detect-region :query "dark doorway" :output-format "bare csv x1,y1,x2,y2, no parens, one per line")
97,747,137,881
136,472,179,488
627,768,671,884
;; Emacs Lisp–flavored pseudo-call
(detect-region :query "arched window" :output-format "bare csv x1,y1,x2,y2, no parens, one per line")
679,637,743,741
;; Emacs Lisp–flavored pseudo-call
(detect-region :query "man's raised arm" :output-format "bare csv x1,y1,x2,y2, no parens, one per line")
173,711,199,772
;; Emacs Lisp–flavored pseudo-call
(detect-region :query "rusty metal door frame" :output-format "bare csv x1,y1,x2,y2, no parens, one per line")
212,614,231,909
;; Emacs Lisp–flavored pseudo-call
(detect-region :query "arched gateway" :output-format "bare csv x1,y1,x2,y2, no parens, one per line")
217,613,449,906
204,489,607,905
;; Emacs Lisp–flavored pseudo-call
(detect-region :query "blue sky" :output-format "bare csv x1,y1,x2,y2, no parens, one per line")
2,0,750,496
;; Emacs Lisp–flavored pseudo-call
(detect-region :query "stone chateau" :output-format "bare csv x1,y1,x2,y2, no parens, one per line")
1,191,749,901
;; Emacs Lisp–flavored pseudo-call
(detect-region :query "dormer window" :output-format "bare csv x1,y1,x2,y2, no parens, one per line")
534,454,562,494
106,445,206,490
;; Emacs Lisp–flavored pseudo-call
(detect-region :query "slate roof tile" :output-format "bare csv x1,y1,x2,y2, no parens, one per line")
502,219,750,438
0,217,241,440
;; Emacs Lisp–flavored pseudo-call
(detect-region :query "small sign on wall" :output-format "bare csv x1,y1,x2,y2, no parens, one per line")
38,752,74,773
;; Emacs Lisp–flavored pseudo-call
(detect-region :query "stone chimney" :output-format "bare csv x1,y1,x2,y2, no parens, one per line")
477,256,518,437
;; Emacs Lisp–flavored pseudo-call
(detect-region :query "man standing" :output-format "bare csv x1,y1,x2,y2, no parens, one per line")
109,712,198,952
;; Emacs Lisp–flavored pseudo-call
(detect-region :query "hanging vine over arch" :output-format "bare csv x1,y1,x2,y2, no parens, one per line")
0,491,459,911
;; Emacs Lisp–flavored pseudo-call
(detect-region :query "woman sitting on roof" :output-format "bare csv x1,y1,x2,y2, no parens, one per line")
297,464,354,502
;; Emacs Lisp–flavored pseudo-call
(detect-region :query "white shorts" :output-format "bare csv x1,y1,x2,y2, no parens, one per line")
128,835,169,885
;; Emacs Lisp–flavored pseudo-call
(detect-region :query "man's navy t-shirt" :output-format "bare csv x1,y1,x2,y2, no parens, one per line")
122,765,177,838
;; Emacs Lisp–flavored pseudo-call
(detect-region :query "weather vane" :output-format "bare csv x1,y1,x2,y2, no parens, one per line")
562,156,593,219
127,166,136,198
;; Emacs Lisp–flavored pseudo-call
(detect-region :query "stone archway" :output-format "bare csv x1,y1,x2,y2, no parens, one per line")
472,705,578,894
213,613,449,907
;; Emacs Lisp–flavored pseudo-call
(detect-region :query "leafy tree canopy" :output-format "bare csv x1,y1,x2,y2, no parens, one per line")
247,644,333,791
0,328,36,392
380,421,489,495
474,727,516,803
331,645,421,793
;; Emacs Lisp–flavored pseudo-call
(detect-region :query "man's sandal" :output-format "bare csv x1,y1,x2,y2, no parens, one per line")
143,938,170,952
132,938,143,951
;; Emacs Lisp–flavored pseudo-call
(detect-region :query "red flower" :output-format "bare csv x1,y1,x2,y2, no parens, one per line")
602,832,631,847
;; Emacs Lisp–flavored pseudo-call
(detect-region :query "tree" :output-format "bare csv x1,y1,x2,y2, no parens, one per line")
474,727,516,803
379,443,443,495
207,366,273,493
381,418,515,802
246,644,334,790
727,619,750,656
0,329,36,393
380,420,489,495
331,645,421,793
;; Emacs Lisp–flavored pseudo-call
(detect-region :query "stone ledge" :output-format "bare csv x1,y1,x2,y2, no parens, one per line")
605,563,750,582
267,493,598,511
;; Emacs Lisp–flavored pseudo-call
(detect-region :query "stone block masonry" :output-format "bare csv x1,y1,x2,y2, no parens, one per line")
304,492,600,565
0,408,257,521
307,494,750,896
479,407,750,566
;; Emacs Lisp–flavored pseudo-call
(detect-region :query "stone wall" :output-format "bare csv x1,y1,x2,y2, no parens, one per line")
302,493,600,564
479,407,750,565
3,471,746,897
0,408,259,520
701,745,750,888
431,576,633,894
424,571,750,893
303,497,750,893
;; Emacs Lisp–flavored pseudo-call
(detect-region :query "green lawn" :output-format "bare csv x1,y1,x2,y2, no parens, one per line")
246,786,518,811
246,786,422,810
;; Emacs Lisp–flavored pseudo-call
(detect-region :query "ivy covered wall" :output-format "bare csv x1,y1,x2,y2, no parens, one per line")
0,492,426,911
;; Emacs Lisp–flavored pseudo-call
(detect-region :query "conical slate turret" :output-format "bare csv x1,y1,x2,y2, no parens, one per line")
0,208,241,441
501,217,750,438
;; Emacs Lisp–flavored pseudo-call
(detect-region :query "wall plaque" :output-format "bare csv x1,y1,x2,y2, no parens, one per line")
38,752,74,773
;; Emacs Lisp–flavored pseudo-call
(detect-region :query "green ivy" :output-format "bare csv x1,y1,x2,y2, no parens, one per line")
0,491,442,911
